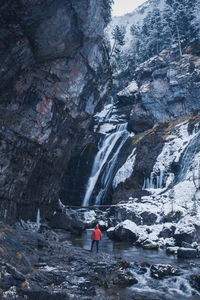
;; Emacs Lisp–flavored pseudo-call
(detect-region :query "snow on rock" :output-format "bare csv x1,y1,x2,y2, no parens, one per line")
113,148,136,188
83,210,96,225
143,121,198,192
117,80,138,97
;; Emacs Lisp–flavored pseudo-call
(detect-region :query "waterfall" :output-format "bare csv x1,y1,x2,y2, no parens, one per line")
143,170,164,190
177,131,200,183
82,123,129,206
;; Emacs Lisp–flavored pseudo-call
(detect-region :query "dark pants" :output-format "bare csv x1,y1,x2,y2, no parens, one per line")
91,240,99,252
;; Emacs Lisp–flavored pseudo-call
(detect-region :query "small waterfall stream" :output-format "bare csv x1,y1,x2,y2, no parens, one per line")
82,123,129,206
177,131,200,183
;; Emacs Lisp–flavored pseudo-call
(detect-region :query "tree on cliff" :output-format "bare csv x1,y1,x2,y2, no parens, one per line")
110,25,126,71
128,0,197,64
110,25,126,56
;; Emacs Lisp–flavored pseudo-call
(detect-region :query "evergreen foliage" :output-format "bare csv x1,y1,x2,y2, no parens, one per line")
115,0,200,69
103,0,114,26
110,25,126,72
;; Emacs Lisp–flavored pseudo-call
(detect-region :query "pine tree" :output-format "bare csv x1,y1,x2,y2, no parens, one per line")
110,25,126,72
110,25,126,56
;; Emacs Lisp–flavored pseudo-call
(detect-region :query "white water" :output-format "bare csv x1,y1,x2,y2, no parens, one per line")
36,208,40,230
82,123,129,206
142,169,164,190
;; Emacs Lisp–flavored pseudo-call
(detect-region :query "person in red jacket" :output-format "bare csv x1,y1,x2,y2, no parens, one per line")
91,225,102,252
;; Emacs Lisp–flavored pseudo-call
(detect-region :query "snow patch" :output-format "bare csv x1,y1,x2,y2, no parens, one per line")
113,148,136,188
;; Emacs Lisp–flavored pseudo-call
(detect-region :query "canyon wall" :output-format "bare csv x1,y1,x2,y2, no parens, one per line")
0,0,112,222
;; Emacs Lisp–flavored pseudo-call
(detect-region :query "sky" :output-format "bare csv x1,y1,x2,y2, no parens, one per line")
112,0,147,16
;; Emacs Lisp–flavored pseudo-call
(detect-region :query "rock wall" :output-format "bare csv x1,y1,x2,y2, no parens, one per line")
114,49,200,134
0,0,112,222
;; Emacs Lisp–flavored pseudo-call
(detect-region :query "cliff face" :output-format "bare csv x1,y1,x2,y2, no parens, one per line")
0,0,112,222
114,50,200,134
82,47,200,209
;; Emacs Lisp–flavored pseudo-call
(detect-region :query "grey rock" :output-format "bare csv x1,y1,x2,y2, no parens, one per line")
0,0,111,222
181,241,194,249
49,210,85,234
177,248,197,259
150,264,179,279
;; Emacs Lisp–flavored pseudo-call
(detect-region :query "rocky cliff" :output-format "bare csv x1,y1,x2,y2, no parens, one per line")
0,0,112,222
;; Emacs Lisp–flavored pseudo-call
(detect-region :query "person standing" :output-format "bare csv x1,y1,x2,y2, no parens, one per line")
91,225,102,252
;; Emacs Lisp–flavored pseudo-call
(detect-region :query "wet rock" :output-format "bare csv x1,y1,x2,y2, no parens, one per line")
150,264,179,279
142,241,159,250
17,288,69,300
166,247,179,255
189,274,200,292
0,221,139,299
177,248,197,259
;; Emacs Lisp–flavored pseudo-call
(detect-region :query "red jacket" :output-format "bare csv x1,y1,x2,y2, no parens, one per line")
91,225,102,240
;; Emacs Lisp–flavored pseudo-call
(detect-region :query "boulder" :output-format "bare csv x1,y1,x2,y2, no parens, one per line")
49,210,85,234
150,264,179,279
177,248,197,259
107,220,139,242
166,247,179,255
174,224,196,246
142,241,159,250
190,274,200,292
181,241,193,249
159,225,175,238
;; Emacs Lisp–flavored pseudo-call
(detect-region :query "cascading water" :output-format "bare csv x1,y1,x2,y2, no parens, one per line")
177,131,200,183
82,123,129,206
142,169,164,190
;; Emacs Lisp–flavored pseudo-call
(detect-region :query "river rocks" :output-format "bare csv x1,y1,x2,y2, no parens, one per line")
166,247,179,255
0,221,140,299
174,223,197,246
190,274,200,292
177,248,197,259
108,201,159,226
150,264,179,279
141,240,159,250
107,220,139,242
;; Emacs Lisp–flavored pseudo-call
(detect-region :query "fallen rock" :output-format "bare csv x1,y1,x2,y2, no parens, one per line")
177,248,197,259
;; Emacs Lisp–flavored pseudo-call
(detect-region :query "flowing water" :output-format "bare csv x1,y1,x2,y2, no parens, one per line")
69,229,200,300
82,123,129,206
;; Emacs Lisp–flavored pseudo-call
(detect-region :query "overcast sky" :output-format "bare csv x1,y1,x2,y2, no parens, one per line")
112,0,147,16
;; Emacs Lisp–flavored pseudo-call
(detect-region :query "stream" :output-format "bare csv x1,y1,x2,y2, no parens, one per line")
68,229,200,300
